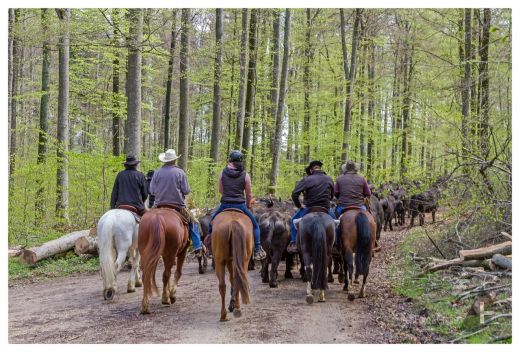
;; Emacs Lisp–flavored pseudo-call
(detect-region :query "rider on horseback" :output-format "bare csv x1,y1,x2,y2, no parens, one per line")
287,160,335,254
334,160,371,216
110,155,148,216
207,150,267,261
149,149,203,257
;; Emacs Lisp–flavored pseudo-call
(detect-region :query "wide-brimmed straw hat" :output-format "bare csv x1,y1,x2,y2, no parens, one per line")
159,149,181,163
123,155,140,166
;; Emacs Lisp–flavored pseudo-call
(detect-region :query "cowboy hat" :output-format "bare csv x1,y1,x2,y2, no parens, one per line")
159,149,181,163
123,155,140,166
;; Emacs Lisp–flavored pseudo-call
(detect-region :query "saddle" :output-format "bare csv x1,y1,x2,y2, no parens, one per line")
116,205,142,223
222,208,245,214
156,204,190,226
339,205,365,215
307,206,329,214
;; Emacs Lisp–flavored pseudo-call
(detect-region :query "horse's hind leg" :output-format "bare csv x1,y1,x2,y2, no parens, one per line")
327,255,334,283
269,251,281,288
318,289,325,303
161,255,175,305
359,268,369,298
216,263,228,321
134,250,142,287
127,248,138,293
284,253,294,279
170,247,187,304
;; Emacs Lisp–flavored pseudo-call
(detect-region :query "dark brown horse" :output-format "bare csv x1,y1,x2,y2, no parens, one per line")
212,210,254,321
339,209,376,301
138,208,189,314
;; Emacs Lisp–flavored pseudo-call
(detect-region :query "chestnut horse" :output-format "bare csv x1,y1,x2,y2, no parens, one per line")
339,209,376,300
297,212,335,304
212,210,253,321
138,208,189,314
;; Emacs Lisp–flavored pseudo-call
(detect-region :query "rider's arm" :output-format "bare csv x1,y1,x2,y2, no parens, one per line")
140,173,148,202
291,179,306,208
245,173,253,208
110,174,119,209
180,171,190,196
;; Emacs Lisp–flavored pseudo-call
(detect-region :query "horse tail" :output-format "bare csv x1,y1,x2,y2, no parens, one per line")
231,220,250,304
141,213,166,298
355,212,372,276
310,218,328,290
98,212,117,291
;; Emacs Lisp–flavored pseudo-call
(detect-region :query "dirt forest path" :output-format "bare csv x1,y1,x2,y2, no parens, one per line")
9,226,423,344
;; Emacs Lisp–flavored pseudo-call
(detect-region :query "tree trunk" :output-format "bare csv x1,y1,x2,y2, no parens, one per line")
341,9,362,162
164,9,177,150
234,8,248,150
20,230,90,265
461,9,472,143
302,8,312,163
112,8,122,156
479,8,491,156
125,9,143,158
400,22,414,178
269,9,281,156
8,9,14,146
241,8,258,171
178,8,190,170
367,42,375,178
9,9,21,184
269,8,291,194
55,8,71,224
36,8,51,220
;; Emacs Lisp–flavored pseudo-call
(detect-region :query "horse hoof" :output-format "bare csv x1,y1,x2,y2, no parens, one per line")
359,292,365,299
233,309,242,318
338,276,345,284
170,297,176,304
135,280,143,288
198,267,204,274
354,280,360,284
306,295,314,304
285,272,293,279
220,317,229,322
162,299,171,305
348,293,355,301
228,302,235,312
269,282,278,288
343,285,349,292
318,297,325,303
140,308,150,315
262,278,269,284
328,276,334,283
127,287,136,293
103,288,115,301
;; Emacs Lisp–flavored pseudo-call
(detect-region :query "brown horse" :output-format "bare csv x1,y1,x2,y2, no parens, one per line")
339,209,376,301
138,208,189,314
212,210,253,321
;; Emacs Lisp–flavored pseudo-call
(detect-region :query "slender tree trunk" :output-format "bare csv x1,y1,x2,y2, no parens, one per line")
302,8,312,163
227,10,239,157
400,23,414,178
341,9,362,162
164,10,177,150
462,9,472,143
55,8,71,224
111,9,122,156
269,9,281,155
367,42,375,178
36,9,51,219
9,9,21,184
125,9,143,158
8,9,14,158
269,9,291,194
241,8,258,171
479,8,491,156
178,8,190,170
234,8,248,150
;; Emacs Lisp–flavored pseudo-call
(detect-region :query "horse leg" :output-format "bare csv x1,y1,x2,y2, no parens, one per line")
162,255,175,305
261,257,269,284
318,289,325,303
134,250,142,287
327,255,334,283
300,253,308,282
140,292,150,315
302,252,313,304
227,261,241,317
127,248,137,293
170,248,187,304
197,256,204,274
284,253,294,279
216,263,228,322
269,251,281,288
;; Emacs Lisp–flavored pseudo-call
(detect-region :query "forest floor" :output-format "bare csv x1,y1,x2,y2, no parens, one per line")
8,224,440,344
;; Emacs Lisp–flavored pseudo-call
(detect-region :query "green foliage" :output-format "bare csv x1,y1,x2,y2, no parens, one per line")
9,254,100,281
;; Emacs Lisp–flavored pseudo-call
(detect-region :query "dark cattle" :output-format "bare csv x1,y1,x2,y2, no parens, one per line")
258,209,292,288
369,194,384,241
380,195,398,231
409,188,440,227
391,187,407,226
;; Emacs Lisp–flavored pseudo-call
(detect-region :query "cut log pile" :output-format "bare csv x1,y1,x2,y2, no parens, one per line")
17,229,94,265
414,239,512,276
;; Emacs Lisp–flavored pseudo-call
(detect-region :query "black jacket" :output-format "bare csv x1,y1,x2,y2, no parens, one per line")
291,170,334,209
110,169,148,213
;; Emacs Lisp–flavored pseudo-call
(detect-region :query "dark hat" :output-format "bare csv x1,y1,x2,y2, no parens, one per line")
308,160,323,169
228,150,243,162
305,165,312,175
123,155,140,166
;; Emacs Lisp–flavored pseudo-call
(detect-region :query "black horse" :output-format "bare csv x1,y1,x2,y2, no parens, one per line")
297,212,335,304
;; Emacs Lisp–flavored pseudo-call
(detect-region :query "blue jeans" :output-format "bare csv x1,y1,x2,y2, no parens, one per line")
208,203,261,251
189,222,202,251
336,205,366,218
290,207,336,243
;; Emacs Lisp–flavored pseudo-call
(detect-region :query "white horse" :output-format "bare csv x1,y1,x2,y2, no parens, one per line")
98,209,142,300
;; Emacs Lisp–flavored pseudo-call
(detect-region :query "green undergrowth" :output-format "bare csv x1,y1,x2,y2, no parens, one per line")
391,226,512,344
9,252,100,282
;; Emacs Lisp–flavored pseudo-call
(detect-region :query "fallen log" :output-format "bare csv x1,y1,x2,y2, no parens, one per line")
19,229,90,265
491,254,512,270
459,241,512,261
8,245,23,257
420,258,490,275
74,235,98,255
